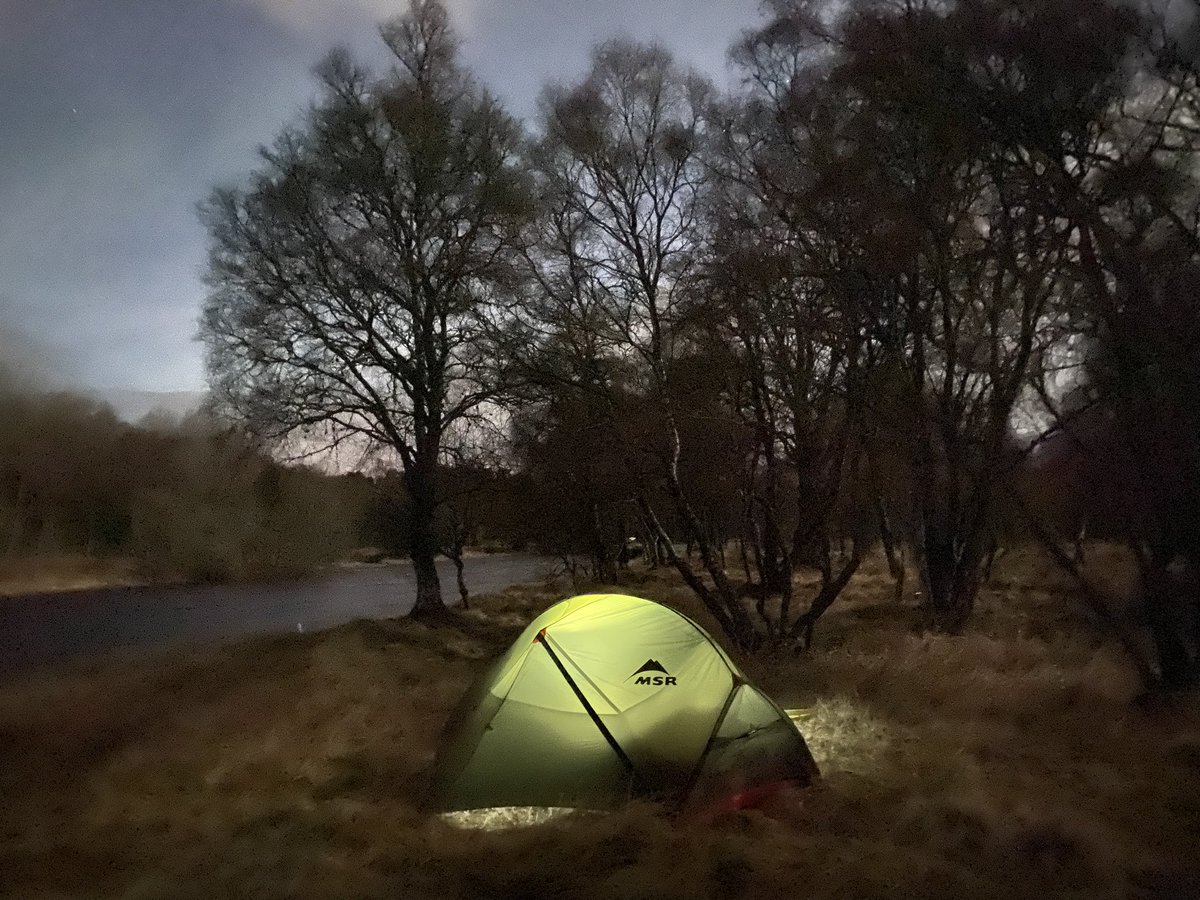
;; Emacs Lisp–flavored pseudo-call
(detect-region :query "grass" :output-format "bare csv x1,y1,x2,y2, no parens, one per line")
1,548,1198,898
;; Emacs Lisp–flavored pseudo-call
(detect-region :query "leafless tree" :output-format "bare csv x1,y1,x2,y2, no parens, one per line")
731,0,1100,629
1019,3,1200,687
200,0,532,616
515,40,765,648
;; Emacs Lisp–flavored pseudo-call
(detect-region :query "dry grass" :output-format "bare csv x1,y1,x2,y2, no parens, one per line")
1,550,1198,899
0,554,150,596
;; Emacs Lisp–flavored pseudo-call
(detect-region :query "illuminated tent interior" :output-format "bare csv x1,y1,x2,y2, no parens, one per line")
431,593,819,812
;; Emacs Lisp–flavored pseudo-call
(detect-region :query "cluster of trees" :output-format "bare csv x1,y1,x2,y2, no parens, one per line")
1,374,538,583
0,380,369,581
0,361,543,587
202,0,1200,688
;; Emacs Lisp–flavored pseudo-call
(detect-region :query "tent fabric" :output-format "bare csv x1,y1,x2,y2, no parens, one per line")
431,593,819,811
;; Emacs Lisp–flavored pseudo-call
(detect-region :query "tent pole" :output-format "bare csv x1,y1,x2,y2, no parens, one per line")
535,630,642,786
680,677,742,804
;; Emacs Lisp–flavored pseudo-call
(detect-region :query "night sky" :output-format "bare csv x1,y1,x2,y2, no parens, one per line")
0,0,755,394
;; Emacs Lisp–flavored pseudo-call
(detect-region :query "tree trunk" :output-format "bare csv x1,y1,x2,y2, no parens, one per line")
875,495,906,603
1143,558,1194,690
791,538,862,650
920,518,985,631
454,550,469,609
412,548,444,618
635,512,661,569
445,530,470,609
406,464,444,619
637,493,758,652
591,500,617,583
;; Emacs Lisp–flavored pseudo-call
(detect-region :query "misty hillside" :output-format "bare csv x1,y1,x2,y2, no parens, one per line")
93,389,205,424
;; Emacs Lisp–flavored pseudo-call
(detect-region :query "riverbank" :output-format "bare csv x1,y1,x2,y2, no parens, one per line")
0,554,555,678
0,548,523,599
1,551,1198,899
0,554,152,596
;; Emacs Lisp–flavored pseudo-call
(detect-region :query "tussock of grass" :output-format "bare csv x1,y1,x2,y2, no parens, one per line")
1,546,1198,898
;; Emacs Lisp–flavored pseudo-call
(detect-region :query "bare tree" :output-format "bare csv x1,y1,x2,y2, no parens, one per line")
200,0,531,617
1020,6,1200,687
732,0,1110,629
697,215,869,646
515,40,765,648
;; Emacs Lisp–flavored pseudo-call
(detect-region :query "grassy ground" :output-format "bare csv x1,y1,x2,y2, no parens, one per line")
1,549,1198,899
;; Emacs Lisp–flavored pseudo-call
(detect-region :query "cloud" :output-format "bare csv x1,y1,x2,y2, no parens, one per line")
0,1,25,37
243,0,478,34
0,0,323,393
0,0,752,395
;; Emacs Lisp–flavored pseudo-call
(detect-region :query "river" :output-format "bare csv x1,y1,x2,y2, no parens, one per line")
0,554,557,678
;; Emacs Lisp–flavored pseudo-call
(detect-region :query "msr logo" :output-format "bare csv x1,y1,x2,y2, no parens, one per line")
629,659,677,686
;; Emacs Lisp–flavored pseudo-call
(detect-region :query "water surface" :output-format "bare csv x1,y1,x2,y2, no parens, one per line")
0,554,556,678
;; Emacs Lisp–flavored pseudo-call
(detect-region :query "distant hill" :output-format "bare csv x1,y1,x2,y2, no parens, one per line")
91,390,356,471
95,389,206,424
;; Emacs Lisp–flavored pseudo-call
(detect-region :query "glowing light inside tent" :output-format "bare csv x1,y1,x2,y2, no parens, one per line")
440,806,579,831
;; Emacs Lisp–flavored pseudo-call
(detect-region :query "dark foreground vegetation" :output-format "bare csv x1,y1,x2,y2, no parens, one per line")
1,550,1198,900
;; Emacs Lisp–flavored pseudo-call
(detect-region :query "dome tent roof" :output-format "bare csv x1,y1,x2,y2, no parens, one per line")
432,593,818,812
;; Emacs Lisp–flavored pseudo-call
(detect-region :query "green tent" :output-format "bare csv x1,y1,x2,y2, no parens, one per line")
431,593,819,812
